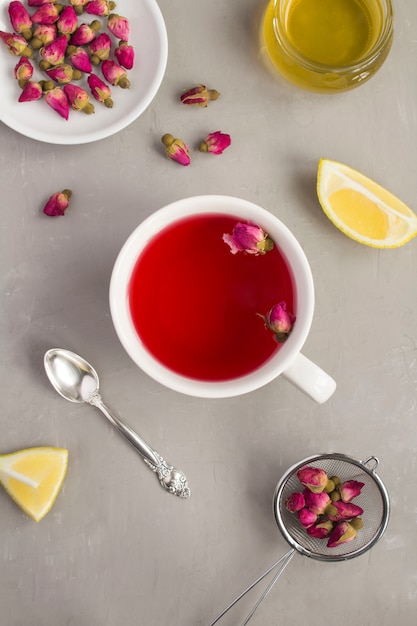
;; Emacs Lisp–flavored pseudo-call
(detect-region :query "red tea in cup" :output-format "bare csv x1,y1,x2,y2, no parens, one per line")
128,213,295,381
110,195,336,401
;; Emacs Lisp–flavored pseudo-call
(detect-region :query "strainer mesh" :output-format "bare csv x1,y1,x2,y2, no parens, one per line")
274,454,389,560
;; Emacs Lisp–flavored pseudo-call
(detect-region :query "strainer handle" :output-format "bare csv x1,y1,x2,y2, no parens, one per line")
241,549,296,625
207,549,295,626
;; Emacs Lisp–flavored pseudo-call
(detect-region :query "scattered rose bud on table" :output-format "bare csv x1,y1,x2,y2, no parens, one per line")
199,131,231,155
180,84,220,106
161,134,191,166
43,189,72,216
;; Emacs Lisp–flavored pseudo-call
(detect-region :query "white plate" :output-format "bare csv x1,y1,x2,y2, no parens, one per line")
0,0,168,144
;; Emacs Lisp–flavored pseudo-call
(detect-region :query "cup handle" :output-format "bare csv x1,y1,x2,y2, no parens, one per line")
282,353,336,404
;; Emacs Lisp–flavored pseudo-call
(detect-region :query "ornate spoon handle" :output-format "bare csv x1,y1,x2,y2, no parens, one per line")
88,391,190,498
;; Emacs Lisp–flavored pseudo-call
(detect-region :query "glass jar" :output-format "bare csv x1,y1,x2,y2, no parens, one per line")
262,0,394,93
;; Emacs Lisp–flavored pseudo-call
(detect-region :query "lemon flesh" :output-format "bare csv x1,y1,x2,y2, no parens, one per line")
317,159,417,248
0,447,68,522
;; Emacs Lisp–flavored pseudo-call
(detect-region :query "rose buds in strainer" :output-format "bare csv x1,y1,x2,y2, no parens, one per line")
339,480,365,502
287,464,366,548
297,466,328,493
327,521,357,548
326,500,364,522
285,492,305,513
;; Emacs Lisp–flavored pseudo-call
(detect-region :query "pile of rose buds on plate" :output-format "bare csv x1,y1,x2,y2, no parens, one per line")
285,466,365,548
0,0,134,119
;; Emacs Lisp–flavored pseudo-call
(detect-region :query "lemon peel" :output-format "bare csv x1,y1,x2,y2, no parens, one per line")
0,447,68,522
317,159,417,248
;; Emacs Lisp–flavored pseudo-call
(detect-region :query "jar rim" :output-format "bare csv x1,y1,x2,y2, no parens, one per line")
272,0,394,76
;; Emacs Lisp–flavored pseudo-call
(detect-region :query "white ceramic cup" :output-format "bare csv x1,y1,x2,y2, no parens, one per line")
109,195,336,402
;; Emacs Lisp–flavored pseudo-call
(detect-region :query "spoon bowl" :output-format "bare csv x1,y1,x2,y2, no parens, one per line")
45,349,100,404
44,348,190,499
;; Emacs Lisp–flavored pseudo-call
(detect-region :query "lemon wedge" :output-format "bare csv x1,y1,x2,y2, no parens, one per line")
0,447,68,522
317,159,417,248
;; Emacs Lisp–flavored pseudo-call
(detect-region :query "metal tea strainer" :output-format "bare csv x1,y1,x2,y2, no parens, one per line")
208,453,390,626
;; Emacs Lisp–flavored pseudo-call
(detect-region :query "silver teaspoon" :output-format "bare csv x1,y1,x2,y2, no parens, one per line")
44,348,190,499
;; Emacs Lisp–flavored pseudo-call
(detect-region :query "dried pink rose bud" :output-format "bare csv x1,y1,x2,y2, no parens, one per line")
66,45,92,73
87,72,113,106
8,1,33,40
0,30,33,56
327,521,357,548
85,0,116,16
180,84,220,106
303,489,331,515
18,79,43,101
298,507,317,528
114,40,134,70
326,500,364,522
14,56,34,85
297,466,328,494
44,86,70,119
43,189,72,216
285,492,305,513
56,5,78,36
199,131,231,155
262,302,296,343
306,519,334,539
45,63,78,83
222,222,274,256
101,59,130,88
69,0,88,15
339,480,365,503
28,0,57,5
70,20,101,45
39,34,68,68
161,133,191,166
89,32,112,62
107,13,129,40
31,3,62,25
63,83,94,113
30,23,57,48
